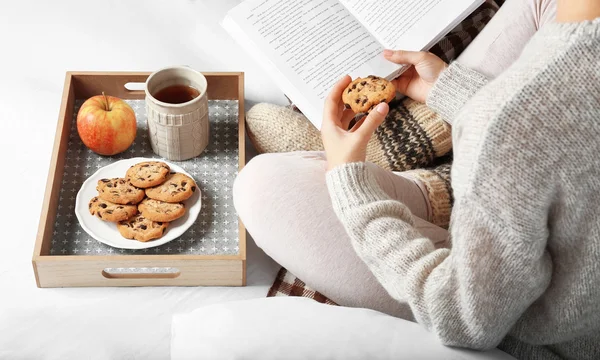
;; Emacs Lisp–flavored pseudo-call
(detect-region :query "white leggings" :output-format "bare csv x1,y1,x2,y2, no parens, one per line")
234,0,557,318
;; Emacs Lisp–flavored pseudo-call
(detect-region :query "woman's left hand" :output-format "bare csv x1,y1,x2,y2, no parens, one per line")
321,75,389,171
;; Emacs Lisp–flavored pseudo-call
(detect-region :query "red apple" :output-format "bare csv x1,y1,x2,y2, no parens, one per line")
77,93,137,156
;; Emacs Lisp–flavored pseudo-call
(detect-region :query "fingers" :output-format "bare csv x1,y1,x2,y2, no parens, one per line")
355,102,388,136
383,49,427,65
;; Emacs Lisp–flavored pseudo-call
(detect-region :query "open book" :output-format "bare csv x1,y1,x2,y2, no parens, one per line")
223,0,484,129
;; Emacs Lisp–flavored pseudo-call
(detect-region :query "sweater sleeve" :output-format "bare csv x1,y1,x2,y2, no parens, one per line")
426,62,489,125
325,162,552,350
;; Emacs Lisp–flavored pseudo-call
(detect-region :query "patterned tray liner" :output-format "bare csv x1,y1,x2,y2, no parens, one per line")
50,99,240,256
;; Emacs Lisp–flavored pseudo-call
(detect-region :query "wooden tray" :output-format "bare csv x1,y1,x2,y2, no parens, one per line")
32,72,246,287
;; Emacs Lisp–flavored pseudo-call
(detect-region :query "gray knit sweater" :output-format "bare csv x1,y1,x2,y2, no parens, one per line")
326,19,600,360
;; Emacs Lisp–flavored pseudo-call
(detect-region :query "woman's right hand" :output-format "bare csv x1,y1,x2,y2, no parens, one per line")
383,49,448,103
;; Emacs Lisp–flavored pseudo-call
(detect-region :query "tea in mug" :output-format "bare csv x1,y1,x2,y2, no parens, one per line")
153,85,200,104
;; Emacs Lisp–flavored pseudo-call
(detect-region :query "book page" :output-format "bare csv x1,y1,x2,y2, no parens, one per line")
341,0,482,50
223,0,400,129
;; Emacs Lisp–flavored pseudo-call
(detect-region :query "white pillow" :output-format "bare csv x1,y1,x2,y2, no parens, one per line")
171,297,516,360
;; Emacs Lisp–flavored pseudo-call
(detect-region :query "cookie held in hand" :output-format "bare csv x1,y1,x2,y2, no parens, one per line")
117,214,169,242
341,76,396,115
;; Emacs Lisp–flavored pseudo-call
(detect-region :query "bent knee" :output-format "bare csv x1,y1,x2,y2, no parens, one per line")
234,153,293,217
233,153,287,202
233,152,326,225
234,152,326,196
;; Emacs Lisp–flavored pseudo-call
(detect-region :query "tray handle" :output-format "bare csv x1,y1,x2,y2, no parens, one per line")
123,81,147,99
102,267,181,279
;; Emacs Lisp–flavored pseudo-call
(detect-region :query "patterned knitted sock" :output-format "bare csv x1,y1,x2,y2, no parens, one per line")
366,98,452,172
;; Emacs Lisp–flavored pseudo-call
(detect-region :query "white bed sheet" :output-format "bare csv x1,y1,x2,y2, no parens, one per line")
0,242,280,360
0,1,286,359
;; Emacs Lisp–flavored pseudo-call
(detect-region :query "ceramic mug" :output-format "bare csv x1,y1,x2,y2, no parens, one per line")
145,66,209,161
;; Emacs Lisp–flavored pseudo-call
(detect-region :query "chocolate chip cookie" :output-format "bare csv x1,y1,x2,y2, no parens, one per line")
341,75,396,114
126,161,170,188
145,173,197,203
96,178,145,205
88,196,137,222
138,198,185,222
117,214,169,242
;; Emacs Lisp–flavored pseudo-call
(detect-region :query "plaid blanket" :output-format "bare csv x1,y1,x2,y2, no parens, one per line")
267,268,338,305
267,0,501,304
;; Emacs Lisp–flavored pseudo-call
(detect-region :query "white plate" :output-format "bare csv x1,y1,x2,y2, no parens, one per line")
75,157,201,250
